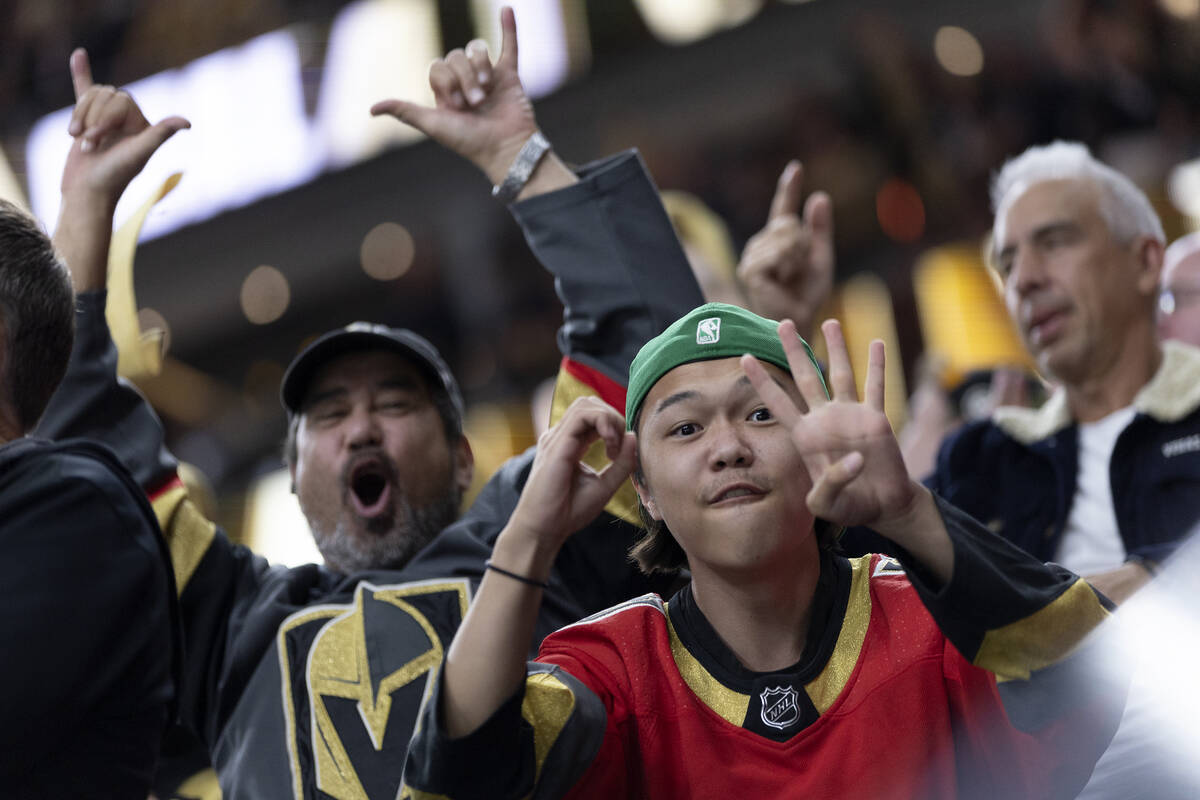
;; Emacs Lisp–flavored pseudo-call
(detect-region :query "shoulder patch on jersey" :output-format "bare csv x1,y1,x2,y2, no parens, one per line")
872,555,905,576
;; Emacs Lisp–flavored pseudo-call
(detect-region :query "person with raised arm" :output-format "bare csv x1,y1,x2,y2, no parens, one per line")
404,304,1124,799
36,11,705,798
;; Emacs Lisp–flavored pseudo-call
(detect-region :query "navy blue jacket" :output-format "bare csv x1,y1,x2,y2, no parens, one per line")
928,341,1200,566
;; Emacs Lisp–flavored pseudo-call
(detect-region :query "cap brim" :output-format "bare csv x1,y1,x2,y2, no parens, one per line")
281,329,449,415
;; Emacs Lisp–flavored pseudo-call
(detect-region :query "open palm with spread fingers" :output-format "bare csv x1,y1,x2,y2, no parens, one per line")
742,319,915,530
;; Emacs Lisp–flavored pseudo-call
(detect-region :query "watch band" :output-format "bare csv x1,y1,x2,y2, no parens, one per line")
491,130,551,203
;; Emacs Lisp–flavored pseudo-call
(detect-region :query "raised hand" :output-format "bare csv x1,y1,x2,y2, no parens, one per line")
737,162,835,340
60,48,190,208
55,48,189,292
505,397,637,560
441,397,635,739
741,319,915,531
371,7,543,189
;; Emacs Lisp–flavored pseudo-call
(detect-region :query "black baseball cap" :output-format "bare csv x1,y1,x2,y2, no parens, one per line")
280,322,464,428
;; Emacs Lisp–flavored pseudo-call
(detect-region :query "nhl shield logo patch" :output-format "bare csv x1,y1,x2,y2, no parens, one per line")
696,317,721,344
759,685,800,730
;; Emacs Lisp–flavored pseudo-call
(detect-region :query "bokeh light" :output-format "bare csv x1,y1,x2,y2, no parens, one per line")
360,221,416,281
240,265,291,325
934,26,984,77
1161,0,1200,19
876,178,926,243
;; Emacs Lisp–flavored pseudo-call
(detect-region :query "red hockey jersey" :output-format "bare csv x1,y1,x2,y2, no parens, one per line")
404,500,1124,799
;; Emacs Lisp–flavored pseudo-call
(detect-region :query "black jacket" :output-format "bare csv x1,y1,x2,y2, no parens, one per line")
0,436,179,798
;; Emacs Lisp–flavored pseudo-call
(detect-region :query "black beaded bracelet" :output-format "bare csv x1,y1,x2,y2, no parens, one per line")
485,559,550,589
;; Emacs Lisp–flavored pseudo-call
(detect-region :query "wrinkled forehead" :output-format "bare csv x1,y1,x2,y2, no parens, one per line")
993,177,1099,252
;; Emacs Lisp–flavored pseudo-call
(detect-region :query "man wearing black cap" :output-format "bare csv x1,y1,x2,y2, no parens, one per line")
403,304,1123,800
38,16,702,800
278,323,473,575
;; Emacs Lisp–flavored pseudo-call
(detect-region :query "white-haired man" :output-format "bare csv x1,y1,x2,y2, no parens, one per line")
921,141,1200,798
924,141,1200,603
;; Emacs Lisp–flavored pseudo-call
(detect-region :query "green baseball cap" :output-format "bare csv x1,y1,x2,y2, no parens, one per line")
626,302,827,430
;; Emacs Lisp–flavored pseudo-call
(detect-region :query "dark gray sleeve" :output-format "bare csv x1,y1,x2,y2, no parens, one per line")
511,150,705,385
403,663,607,800
34,290,178,490
897,494,1112,664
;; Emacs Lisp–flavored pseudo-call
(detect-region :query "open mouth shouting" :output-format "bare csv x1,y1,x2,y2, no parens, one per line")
345,454,397,519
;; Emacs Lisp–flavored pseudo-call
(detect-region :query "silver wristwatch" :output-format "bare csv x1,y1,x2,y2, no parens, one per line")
491,131,551,203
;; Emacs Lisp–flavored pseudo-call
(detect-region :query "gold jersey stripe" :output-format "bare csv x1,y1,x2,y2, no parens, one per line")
974,577,1111,682
805,555,873,714
523,672,580,787
665,609,750,727
152,484,217,596
549,368,641,526
170,767,221,800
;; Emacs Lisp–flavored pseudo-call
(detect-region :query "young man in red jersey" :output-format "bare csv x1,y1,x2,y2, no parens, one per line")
404,303,1124,799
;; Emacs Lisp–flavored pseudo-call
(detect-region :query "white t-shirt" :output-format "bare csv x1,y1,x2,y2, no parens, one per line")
1057,407,1196,799
1055,406,1137,575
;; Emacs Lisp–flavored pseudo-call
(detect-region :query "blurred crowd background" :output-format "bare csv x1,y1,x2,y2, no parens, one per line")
4,0,1200,562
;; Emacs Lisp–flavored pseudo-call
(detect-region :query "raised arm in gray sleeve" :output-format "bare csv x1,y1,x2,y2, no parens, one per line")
34,290,178,489
511,150,704,385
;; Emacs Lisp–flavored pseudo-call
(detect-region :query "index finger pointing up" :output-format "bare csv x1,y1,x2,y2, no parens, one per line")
70,48,94,100
498,6,519,72
768,160,804,221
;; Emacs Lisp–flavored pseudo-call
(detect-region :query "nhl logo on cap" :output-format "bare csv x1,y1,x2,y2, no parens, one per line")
696,317,721,344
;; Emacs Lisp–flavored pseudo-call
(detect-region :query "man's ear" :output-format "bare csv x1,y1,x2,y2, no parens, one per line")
631,472,661,521
1135,236,1165,297
288,424,299,493
453,435,475,496
287,415,302,493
